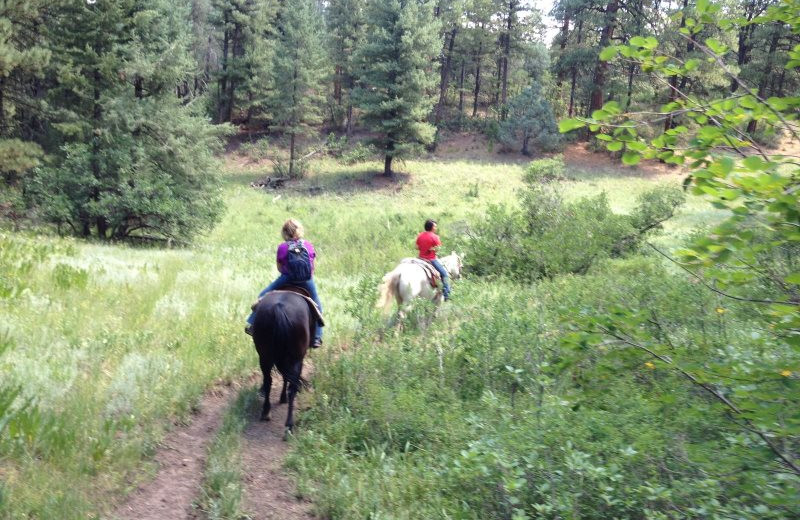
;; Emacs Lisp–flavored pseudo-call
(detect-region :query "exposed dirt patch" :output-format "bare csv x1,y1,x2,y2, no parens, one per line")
428,131,528,163
562,142,683,178
240,363,316,520
112,381,240,520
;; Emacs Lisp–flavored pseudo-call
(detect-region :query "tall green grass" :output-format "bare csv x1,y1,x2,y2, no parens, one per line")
0,154,706,518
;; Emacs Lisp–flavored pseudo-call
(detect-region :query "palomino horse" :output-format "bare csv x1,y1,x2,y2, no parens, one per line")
376,252,462,317
251,290,317,439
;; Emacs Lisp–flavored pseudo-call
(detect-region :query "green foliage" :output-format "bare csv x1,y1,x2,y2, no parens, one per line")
238,138,270,162
498,82,561,155
559,0,800,487
353,0,440,174
268,0,327,177
463,157,684,281
339,141,377,165
290,257,800,518
19,0,230,243
522,155,568,183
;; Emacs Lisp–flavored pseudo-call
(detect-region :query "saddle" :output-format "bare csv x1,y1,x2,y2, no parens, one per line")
401,258,441,289
251,286,325,326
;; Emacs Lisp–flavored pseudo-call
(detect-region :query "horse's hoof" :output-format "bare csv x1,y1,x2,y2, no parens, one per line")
283,427,293,441
260,412,271,422
279,397,287,404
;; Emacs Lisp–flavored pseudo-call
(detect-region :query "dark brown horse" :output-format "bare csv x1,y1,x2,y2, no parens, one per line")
251,290,315,439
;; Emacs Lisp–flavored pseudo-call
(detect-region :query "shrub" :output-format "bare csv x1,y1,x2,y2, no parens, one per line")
522,155,568,183
325,132,348,158
272,157,310,179
238,137,270,161
463,158,684,281
340,142,376,165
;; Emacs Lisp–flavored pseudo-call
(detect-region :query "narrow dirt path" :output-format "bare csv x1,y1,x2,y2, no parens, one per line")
112,382,239,520
240,367,316,520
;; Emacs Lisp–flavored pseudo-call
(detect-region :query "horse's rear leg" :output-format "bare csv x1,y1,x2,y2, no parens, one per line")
279,379,288,404
259,360,273,421
283,360,303,440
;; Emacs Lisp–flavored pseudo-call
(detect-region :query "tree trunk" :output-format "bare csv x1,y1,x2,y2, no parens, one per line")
665,0,689,130
434,27,458,129
134,75,143,99
458,60,465,115
568,20,583,117
384,141,394,176
346,103,354,137
218,20,230,123
472,40,483,117
589,0,619,115
289,132,296,178
334,65,342,105
731,0,762,92
556,15,570,90
493,56,501,107
625,64,636,111
500,1,516,120
747,24,781,134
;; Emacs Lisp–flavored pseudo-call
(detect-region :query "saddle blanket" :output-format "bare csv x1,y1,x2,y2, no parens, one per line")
400,258,441,288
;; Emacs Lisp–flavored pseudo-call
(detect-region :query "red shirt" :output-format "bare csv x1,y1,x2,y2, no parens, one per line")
416,231,441,260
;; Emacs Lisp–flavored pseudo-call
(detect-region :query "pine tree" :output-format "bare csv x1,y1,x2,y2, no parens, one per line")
327,0,366,135
268,0,327,178
354,0,440,176
0,0,51,188
27,0,226,242
499,81,559,155
210,0,277,123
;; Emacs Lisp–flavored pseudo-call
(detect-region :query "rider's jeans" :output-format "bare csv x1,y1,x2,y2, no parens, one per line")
247,274,323,341
430,259,451,299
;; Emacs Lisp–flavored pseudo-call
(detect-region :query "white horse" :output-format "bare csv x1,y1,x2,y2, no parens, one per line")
376,252,463,316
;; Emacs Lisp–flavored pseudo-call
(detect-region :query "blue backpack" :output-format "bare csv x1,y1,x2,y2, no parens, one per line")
286,240,312,281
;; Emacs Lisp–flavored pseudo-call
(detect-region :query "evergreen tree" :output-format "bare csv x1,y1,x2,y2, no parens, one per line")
27,0,227,242
0,0,51,189
499,81,560,155
209,0,277,123
268,0,327,178
327,0,366,135
354,0,441,176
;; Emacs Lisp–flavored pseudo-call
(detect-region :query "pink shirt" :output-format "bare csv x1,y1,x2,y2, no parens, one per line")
276,240,316,275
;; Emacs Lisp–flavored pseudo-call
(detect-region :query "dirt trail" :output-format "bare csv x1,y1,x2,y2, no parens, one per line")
112,383,238,520
110,372,315,520
240,369,316,520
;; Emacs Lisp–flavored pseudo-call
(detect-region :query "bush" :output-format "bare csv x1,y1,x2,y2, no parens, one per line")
462,158,684,281
325,132,348,158
238,137,270,161
340,142,376,165
523,155,568,183
272,157,310,179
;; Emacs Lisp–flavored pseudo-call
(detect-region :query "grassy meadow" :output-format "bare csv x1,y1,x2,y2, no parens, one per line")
2,147,775,519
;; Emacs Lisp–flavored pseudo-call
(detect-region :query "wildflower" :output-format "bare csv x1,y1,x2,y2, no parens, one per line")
645,362,655,369
716,307,726,314
781,370,792,377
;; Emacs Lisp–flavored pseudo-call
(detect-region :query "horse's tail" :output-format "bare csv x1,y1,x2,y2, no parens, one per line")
376,269,401,314
255,302,293,361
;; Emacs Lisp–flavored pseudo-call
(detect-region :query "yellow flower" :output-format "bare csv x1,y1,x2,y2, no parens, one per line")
781,370,792,377
645,362,655,369
716,307,726,314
